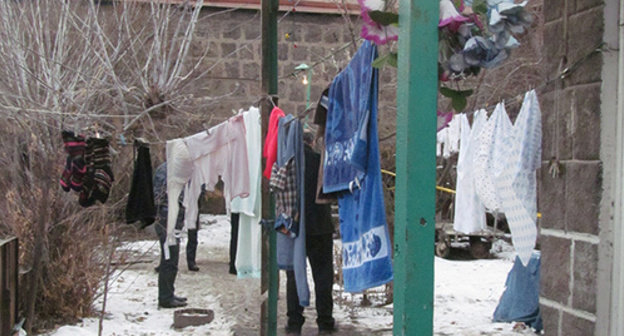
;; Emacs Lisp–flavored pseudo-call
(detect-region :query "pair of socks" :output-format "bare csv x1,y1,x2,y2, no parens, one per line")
59,131,87,192
79,137,114,207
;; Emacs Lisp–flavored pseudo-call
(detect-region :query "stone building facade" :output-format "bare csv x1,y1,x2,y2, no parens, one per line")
539,0,622,335
187,8,397,139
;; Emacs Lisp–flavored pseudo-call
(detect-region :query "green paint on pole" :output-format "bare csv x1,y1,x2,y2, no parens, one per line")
261,0,279,334
394,0,438,334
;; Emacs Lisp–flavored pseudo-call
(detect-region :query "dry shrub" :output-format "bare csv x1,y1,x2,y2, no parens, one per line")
0,0,212,332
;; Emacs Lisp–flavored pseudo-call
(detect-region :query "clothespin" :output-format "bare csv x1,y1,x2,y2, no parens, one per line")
548,157,561,178
94,122,101,138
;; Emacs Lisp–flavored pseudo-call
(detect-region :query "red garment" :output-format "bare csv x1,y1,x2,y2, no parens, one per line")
263,107,285,179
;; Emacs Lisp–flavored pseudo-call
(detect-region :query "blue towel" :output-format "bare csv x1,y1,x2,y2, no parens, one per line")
493,252,543,332
275,115,310,307
323,41,377,193
328,41,393,292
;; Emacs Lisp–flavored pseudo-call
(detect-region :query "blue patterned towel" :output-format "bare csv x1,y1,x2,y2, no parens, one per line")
328,41,393,292
323,41,377,193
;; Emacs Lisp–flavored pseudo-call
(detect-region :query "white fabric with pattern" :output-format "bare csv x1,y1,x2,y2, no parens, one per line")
473,103,513,211
495,90,542,266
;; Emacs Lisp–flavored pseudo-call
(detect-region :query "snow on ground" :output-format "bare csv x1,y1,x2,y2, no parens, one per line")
47,215,535,336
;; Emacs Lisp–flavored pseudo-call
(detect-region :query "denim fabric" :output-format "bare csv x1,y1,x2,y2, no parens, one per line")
275,115,309,307
493,252,543,332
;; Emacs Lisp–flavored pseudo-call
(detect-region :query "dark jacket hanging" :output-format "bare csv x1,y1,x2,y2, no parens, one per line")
126,141,156,228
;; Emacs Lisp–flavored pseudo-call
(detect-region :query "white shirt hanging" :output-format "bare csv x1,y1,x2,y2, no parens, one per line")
453,111,487,234
495,90,542,266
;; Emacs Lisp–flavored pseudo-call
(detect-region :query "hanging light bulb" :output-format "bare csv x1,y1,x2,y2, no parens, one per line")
302,74,308,85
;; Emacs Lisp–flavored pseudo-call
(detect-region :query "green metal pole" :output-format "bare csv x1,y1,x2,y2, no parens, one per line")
393,0,438,334
260,0,278,334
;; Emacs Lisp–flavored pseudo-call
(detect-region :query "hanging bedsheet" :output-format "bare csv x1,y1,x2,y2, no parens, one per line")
324,40,393,292
496,90,542,266
453,111,487,234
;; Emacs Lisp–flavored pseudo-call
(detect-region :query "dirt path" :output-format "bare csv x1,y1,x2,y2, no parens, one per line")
172,218,390,335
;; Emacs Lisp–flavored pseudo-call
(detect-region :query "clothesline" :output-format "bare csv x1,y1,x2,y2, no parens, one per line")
469,42,606,117
280,39,363,80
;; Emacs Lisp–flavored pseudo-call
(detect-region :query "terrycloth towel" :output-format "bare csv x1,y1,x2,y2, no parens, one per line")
329,41,393,292
454,111,487,234
275,114,309,306
473,103,513,211
231,107,262,279
323,41,377,193
496,90,542,266
493,251,543,332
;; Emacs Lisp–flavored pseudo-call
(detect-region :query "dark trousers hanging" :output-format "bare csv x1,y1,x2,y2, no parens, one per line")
186,228,198,268
286,233,335,331
229,213,240,274
126,144,155,227
155,218,179,304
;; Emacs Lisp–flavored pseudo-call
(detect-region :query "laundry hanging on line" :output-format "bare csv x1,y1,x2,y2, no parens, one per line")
230,106,263,279
163,113,250,259
323,40,393,293
59,130,114,208
125,139,156,228
452,90,542,266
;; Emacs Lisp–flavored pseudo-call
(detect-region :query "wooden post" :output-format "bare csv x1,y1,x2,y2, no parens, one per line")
260,0,279,334
393,0,439,334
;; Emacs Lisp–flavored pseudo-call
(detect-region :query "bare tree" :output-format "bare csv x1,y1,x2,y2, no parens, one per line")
0,0,222,332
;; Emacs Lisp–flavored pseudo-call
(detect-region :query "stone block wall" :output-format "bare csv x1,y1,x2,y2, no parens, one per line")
188,8,397,141
538,0,604,334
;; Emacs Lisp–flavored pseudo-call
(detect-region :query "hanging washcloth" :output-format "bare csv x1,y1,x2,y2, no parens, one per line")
495,90,542,266
231,107,263,279
473,103,513,211
454,111,487,234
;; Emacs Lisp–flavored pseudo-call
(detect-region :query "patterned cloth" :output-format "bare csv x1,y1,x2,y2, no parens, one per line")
270,158,299,236
473,103,513,211
495,90,542,266
327,41,393,292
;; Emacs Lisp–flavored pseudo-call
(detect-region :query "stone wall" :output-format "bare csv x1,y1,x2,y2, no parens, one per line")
188,7,397,140
538,0,604,334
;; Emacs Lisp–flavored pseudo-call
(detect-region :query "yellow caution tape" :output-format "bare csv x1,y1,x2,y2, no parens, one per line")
380,168,542,218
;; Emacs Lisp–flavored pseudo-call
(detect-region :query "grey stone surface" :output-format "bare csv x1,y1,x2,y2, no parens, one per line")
540,304,560,336
540,235,571,304
575,0,604,14
538,162,566,230
564,162,601,235
567,7,604,68
561,311,595,336
569,84,601,160
572,241,598,313
544,0,564,22
543,20,565,79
